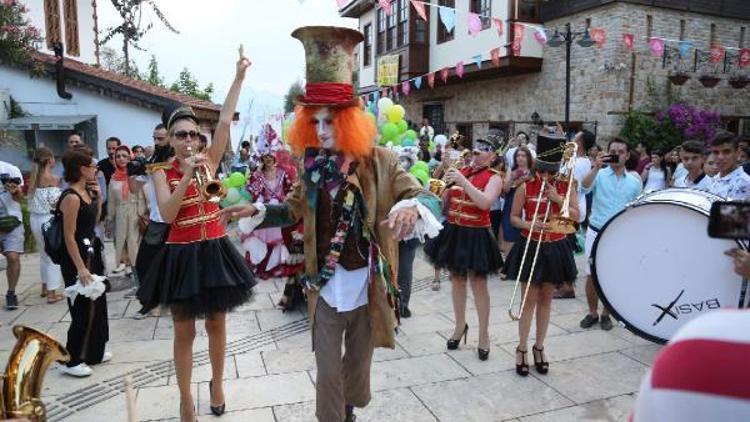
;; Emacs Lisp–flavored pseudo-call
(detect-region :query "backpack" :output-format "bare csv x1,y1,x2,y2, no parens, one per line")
43,190,71,265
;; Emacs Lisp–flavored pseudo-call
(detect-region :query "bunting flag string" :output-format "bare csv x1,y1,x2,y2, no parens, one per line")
410,0,427,21
468,12,482,37
456,61,465,78
438,6,456,32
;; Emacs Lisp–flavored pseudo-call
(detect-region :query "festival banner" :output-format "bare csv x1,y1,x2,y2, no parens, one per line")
440,67,450,83
414,76,423,89
710,45,726,63
439,6,456,33
649,37,665,57
512,23,525,55
473,54,483,69
490,47,501,66
740,48,750,68
533,28,547,46
410,0,427,21
679,41,694,58
377,55,400,87
427,72,435,88
622,33,635,51
456,61,465,78
492,18,504,38
379,0,392,15
590,28,606,48
402,80,411,96
468,12,482,37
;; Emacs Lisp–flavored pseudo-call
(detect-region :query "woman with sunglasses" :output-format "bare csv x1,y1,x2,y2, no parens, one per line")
425,135,505,361
504,134,579,377
106,145,146,277
136,47,255,422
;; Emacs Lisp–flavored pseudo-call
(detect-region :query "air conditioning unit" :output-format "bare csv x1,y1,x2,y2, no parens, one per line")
0,89,9,125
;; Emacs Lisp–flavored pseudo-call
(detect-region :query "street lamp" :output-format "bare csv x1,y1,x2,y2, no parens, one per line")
546,23,595,134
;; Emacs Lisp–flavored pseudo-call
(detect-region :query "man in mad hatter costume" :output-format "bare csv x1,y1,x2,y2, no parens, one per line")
221,26,442,422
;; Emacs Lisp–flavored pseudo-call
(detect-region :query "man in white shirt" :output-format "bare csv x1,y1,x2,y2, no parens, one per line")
0,161,25,310
418,118,434,142
707,132,750,200
672,140,712,191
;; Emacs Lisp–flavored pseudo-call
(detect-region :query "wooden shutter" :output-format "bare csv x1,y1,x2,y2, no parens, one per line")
63,0,80,56
44,0,62,49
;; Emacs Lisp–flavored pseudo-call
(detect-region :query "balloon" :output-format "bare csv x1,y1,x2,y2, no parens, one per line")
239,189,252,201
381,122,398,140
405,129,418,140
434,134,448,146
397,120,408,134
377,98,393,114
429,141,436,152
225,187,241,204
411,169,429,187
227,172,246,188
387,105,406,123
391,137,402,146
402,139,415,147
412,161,429,172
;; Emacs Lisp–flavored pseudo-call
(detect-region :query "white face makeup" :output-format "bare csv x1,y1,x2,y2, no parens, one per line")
314,108,335,149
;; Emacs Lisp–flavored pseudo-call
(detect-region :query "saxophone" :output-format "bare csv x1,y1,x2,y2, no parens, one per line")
1,325,70,421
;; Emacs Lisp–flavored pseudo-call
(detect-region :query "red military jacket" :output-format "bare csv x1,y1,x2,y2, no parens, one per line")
446,166,499,228
520,174,570,242
164,160,225,244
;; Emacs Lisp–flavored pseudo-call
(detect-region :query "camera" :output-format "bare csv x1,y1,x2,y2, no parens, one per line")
708,201,750,240
602,154,619,164
0,174,21,186
126,156,148,177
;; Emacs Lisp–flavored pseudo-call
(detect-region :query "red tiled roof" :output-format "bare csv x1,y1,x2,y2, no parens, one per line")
33,52,221,113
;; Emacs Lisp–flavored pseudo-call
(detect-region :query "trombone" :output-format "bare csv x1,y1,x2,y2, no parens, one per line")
508,141,577,321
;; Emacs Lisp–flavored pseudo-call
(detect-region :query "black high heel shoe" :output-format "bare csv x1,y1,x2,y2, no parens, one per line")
515,347,529,377
477,347,490,361
209,379,226,416
532,345,549,374
446,324,469,350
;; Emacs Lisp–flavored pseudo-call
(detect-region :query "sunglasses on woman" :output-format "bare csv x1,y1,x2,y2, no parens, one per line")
173,130,200,140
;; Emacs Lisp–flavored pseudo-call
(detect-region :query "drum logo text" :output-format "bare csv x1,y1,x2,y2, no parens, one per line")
651,289,721,326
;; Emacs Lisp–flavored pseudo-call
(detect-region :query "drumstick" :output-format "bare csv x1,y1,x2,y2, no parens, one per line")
125,375,138,422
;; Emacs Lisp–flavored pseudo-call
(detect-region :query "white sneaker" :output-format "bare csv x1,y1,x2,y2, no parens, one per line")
111,264,126,274
61,363,93,377
101,351,113,363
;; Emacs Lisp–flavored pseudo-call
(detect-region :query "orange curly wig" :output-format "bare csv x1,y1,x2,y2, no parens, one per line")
287,105,377,158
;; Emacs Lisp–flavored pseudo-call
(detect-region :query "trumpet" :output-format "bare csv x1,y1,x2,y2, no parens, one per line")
187,146,226,203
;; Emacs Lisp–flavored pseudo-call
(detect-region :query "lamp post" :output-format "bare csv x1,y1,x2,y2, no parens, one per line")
546,23,595,136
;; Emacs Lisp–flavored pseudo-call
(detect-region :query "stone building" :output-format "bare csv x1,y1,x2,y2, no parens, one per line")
340,0,750,143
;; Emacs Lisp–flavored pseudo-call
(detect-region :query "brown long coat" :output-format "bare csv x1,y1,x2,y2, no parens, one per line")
280,147,431,349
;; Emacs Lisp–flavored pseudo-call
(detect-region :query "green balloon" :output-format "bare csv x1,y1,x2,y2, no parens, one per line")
412,161,429,172
381,122,398,140
397,120,408,134
228,172,246,188
225,187,241,204
412,169,429,186
405,129,418,140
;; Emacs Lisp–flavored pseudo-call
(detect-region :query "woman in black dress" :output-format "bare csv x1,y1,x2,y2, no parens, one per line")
59,146,109,377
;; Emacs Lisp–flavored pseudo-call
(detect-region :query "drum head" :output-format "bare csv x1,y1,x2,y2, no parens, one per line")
592,197,743,344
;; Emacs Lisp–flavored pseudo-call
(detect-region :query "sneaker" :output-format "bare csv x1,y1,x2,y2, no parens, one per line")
101,351,113,363
61,363,93,377
123,287,138,299
111,264,127,274
579,314,599,329
5,293,18,310
600,315,614,331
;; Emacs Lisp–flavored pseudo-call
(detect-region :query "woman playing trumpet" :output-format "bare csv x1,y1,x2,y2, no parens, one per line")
425,135,504,361
504,134,579,377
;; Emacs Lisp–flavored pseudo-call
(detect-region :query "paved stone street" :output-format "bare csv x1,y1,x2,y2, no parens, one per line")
0,242,660,422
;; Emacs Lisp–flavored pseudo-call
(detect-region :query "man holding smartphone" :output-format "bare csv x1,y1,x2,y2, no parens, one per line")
579,138,642,330
0,160,25,310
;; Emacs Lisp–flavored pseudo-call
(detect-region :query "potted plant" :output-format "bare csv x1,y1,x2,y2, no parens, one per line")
668,72,691,86
698,74,721,88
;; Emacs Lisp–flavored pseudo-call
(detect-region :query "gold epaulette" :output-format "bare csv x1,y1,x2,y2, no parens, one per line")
146,162,173,173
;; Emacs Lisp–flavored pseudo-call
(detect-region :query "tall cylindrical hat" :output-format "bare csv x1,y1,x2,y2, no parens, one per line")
291,26,364,107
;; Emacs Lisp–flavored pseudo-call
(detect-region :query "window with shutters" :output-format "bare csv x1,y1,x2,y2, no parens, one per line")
44,0,62,49
363,24,373,67
63,0,80,56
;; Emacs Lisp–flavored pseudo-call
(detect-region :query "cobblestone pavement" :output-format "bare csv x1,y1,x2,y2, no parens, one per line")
0,244,658,421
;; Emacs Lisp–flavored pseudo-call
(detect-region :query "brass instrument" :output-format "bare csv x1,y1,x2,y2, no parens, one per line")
2,325,70,420
187,146,226,203
547,142,579,235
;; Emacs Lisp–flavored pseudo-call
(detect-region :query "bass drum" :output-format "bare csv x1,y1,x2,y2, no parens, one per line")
591,188,745,344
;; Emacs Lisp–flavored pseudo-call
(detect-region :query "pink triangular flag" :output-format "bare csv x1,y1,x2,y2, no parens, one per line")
336,0,348,8
402,80,411,96
533,28,547,45
622,33,635,51
456,61,465,78
379,0,392,15
468,13,482,37
492,18,504,37
710,45,726,63
649,37,665,57
490,47,501,67
440,67,450,83
410,0,427,21
427,72,435,88
590,28,606,48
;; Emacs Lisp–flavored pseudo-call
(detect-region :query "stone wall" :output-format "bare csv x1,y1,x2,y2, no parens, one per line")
399,2,750,144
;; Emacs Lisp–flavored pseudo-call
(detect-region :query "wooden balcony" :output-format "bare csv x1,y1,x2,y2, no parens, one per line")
541,0,750,21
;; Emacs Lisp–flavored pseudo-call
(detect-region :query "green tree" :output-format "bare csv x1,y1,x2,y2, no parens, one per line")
100,46,141,78
284,81,304,113
145,54,164,87
100,0,178,77
170,67,213,101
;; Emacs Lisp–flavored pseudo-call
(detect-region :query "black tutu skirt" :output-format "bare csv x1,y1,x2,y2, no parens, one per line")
137,236,256,319
503,237,577,286
424,223,503,277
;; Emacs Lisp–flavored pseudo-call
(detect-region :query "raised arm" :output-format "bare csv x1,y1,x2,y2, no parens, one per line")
208,45,252,168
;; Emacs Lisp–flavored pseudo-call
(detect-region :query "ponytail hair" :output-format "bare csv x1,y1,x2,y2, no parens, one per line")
28,146,55,196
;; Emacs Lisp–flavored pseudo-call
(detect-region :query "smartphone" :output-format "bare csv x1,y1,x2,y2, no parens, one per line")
602,154,619,164
708,201,750,240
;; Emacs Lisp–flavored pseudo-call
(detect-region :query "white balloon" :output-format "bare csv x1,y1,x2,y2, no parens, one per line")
434,134,448,146
377,98,394,114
